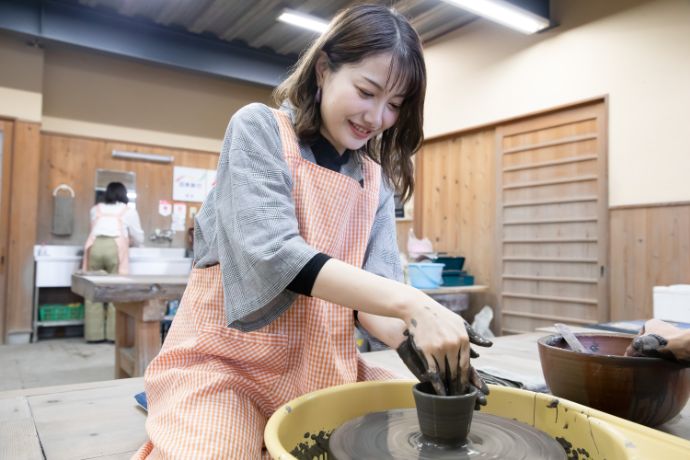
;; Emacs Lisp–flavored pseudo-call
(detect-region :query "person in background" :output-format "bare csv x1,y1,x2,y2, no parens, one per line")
134,5,488,458
82,181,144,342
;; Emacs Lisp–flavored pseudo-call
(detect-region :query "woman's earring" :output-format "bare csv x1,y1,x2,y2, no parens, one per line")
315,87,322,103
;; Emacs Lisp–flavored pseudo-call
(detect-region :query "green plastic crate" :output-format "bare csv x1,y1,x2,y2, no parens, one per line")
39,303,84,322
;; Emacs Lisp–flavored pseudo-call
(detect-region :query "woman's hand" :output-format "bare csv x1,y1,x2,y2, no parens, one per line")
402,296,470,385
395,292,492,399
310,258,493,394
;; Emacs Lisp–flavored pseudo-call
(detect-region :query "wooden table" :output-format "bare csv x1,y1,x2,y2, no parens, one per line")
71,273,188,378
2,331,688,459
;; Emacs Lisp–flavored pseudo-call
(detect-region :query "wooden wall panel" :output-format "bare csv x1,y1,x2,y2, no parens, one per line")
37,134,219,248
395,219,413,255
0,120,14,343
414,130,497,320
610,203,690,320
5,122,41,342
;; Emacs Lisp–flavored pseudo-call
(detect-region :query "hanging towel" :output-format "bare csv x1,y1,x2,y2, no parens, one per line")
52,184,75,236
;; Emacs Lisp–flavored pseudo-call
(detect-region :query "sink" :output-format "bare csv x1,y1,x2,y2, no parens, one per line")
129,247,191,276
129,247,187,259
34,245,192,286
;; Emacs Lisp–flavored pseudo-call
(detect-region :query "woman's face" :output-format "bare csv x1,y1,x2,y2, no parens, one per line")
317,52,405,154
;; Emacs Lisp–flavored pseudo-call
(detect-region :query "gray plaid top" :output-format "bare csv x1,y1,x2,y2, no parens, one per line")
193,103,403,331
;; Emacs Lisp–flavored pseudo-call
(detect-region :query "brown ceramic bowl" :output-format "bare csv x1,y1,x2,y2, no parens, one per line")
538,332,690,427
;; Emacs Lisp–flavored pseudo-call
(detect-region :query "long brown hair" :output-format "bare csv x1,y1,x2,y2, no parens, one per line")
274,4,426,203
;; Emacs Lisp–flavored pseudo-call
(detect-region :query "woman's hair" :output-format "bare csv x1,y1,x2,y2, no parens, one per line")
274,4,426,203
104,182,129,204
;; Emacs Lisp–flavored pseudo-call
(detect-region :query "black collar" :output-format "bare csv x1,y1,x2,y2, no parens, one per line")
310,134,350,173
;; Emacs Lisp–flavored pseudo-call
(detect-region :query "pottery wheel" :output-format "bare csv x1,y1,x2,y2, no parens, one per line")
328,409,566,460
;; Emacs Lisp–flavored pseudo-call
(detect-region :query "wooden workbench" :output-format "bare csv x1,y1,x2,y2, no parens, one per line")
2,331,688,459
71,273,188,378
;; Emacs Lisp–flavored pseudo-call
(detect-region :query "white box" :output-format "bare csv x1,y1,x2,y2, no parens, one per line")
653,285,690,323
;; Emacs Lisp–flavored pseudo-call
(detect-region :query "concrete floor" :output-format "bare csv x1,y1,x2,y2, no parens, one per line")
0,338,115,391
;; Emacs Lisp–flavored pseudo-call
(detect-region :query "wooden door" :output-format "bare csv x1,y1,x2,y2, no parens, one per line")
0,120,14,343
495,102,609,334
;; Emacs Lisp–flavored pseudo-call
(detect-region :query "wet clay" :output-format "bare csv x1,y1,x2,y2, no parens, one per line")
327,409,567,460
412,381,476,445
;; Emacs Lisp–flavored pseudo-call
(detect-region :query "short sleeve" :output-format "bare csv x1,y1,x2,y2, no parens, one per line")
194,103,319,331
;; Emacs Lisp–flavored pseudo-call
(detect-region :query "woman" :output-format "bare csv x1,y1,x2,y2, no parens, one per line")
82,181,144,342
135,5,484,458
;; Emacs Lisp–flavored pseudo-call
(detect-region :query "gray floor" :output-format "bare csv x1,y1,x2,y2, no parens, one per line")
0,338,115,391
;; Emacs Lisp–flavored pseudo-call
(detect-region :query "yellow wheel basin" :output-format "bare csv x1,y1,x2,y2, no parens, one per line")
265,380,690,459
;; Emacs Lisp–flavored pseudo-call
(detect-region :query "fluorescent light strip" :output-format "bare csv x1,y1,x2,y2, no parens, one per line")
277,9,329,34
443,0,550,34
112,150,174,164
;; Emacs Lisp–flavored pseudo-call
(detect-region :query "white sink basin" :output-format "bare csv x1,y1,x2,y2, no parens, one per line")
129,247,187,259
34,245,192,286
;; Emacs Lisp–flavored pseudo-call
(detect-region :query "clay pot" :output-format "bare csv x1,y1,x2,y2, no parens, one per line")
538,333,690,427
412,381,477,445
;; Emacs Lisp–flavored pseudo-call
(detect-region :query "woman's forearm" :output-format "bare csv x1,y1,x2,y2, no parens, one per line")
357,312,407,348
311,258,424,324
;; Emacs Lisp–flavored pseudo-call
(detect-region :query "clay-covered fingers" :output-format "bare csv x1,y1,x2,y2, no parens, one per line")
463,320,493,348
469,365,489,397
626,334,669,358
468,366,489,410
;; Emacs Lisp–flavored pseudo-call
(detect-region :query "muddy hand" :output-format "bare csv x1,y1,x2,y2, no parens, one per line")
624,319,690,365
447,322,493,400
464,320,493,348
396,331,447,395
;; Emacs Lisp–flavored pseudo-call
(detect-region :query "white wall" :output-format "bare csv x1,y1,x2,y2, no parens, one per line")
423,0,690,206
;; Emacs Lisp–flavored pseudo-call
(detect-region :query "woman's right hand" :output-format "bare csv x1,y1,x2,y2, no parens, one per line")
401,295,471,384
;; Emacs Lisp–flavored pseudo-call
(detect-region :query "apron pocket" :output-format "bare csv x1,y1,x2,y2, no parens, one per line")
195,324,288,389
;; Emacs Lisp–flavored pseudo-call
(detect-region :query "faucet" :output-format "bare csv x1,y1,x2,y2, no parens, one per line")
150,228,175,245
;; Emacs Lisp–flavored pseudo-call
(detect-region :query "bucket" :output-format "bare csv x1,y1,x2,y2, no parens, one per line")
407,262,445,289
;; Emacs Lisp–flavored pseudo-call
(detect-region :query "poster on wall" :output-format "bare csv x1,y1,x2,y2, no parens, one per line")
158,200,172,217
173,166,216,202
172,202,187,232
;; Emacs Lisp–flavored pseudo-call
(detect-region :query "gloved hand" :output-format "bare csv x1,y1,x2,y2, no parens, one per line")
624,319,690,364
397,320,493,408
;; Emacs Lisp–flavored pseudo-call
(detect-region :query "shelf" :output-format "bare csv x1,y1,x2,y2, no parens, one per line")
36,320,84,327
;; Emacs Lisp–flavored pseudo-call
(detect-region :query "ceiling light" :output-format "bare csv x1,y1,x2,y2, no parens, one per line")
277,9,329,34
443,0,550,34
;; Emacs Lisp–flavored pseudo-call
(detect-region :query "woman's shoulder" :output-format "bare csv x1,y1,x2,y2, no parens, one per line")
230,102,278,128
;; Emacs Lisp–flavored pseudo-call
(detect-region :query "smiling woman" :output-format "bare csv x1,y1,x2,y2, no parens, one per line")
132,5,482,459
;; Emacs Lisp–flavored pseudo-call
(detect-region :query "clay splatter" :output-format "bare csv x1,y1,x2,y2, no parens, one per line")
291,430,332,459
547,399,559,423
556,436,590,460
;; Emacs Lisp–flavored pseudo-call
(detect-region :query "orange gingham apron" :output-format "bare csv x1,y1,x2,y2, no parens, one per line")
133,109,396,459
